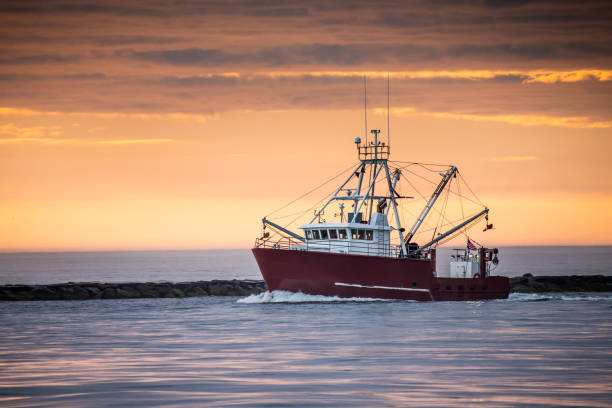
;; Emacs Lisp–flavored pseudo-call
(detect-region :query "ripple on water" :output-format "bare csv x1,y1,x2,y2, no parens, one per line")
1,292,611,407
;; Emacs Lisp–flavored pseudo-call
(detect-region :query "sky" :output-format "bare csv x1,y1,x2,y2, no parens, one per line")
1,0,611,251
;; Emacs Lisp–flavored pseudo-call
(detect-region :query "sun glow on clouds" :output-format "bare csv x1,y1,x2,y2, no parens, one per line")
375,108,612,129
0,107,214,123
0,122,174,145
0,108,219,144
3,104,609,146
242,69,612,83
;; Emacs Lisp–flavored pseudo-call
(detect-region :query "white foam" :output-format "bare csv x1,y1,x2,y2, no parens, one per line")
507,292,612,302
559,294,612,301
237,290,387,304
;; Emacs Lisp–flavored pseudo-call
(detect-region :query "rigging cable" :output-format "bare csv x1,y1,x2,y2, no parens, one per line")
265,162,359,218
395,162,484,244
393,162,483,207
457,175,466,235
431,176,452,243
427,212,488,247
457,170,485,206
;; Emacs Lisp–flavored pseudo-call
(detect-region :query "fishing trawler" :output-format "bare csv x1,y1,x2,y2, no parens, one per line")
252,129,509,301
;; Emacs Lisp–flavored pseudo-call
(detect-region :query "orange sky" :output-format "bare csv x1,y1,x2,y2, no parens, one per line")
1,1,611,250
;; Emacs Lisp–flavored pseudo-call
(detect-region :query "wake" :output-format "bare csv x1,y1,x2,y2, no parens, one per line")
237,290,387,304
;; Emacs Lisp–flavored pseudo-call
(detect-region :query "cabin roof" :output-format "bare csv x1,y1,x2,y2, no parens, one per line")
299,222,394,231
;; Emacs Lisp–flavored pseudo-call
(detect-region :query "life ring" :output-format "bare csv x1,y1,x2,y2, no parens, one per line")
473,272,481,279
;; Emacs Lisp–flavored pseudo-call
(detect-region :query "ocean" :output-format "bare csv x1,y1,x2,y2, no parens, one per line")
1,247,611,407
1,246,611,285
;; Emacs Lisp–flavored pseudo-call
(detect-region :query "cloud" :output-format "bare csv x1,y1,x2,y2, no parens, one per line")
3,103,609,135
0,53,81,65
0,123,64,142
118,43,439,67
523,70,612,83
161,73,240,86
0,73,106,81
0,122,173,145
1,66,610,125
0,33,184,46
0,3,169,18
113,40,612,68
2,70,609,89
0,108,215,144
93,138,172,145
447,42,612,61
120,48,245,67
378,108,612,129
253,69,612,83
0,1,312,19
0,107,214,123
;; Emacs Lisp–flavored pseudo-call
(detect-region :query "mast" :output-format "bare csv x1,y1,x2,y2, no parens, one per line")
303,127,407,250
364,76,368,145
387,72,390,148
383,162,407,256
367,129,381,222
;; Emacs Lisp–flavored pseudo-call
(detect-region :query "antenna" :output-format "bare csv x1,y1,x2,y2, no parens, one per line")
364,75,368,145
387,72,390,147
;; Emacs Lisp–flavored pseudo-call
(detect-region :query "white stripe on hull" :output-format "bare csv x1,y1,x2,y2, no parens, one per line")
334,282,434,300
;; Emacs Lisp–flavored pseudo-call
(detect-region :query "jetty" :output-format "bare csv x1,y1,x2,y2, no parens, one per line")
0,274,610,301
0,280,266,301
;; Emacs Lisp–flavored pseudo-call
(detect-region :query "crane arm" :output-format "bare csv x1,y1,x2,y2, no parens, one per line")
405,166,457,243
262,218,305,242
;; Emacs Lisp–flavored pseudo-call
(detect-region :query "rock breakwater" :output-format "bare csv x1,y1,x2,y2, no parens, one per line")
1,275,610,301
509,274,612,293
0,280,267,301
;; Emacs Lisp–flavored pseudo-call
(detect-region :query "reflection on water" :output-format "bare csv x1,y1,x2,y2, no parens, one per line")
1,295,611,407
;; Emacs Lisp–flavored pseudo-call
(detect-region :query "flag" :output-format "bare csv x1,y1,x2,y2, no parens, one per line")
467,239,477,251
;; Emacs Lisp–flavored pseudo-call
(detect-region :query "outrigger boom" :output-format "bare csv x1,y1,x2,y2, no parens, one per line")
409,207,489,256
262,217,305,242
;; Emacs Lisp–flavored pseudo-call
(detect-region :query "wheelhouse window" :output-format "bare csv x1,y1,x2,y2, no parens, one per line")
313,230,320,240
320,229,328,239
338,229,347,239
329,229,338,239
305,230,312,240
350,229,372,241
357,229,365,240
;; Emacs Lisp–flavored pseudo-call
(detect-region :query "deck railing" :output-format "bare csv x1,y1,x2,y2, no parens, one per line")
254,237,302,250
254,236,403,258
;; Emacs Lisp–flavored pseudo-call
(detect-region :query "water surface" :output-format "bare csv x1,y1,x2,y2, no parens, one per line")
1,247,611,407
1,293,611,407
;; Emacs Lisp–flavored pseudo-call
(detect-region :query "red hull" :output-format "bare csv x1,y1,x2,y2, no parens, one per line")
252,248,509,301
